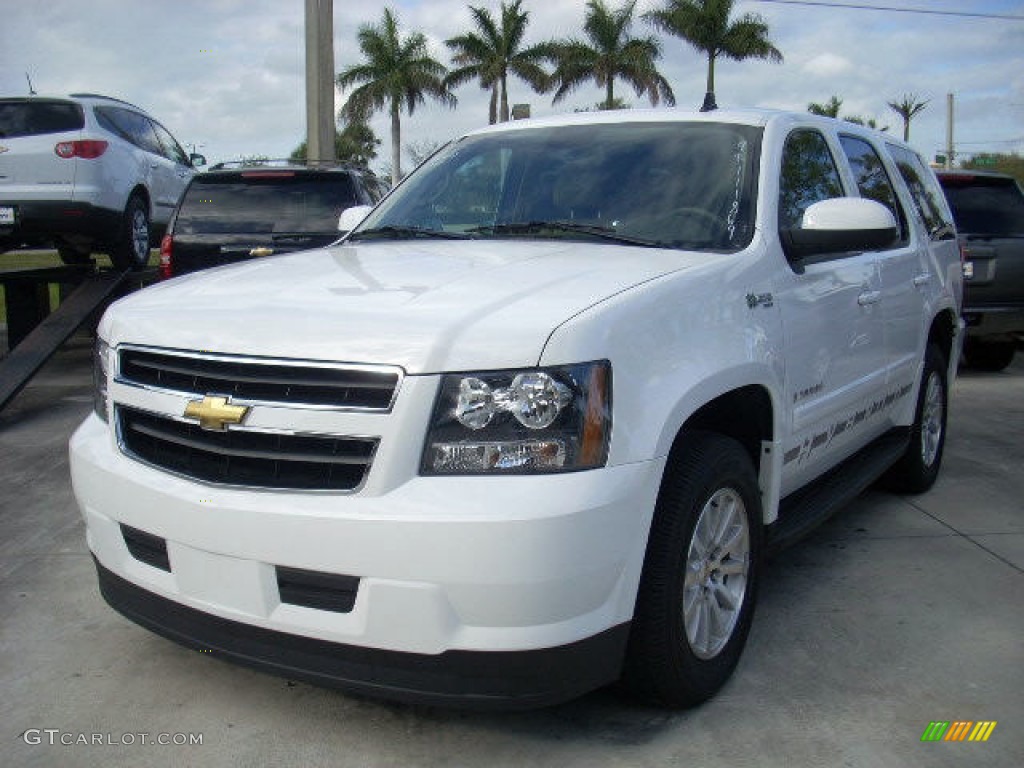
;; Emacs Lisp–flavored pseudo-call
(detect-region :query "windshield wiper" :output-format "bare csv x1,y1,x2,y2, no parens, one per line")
468,221,661,248
349,225,468,241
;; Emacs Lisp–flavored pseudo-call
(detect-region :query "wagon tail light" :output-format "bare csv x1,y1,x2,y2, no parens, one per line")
159,234,173,279
54,140,109,159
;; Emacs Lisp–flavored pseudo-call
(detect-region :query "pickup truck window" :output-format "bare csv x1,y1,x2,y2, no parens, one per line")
778,130,843,231
351,122,762,253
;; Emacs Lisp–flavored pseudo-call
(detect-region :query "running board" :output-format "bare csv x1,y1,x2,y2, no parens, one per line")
766,430,910,555
0,269,129,411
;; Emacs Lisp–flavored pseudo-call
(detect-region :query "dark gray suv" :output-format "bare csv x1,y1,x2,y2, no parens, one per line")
938,171,1024,371
158,161,385,279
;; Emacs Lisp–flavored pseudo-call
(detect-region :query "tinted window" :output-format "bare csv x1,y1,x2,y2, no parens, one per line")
151,120,189,165
778,130,843,230
887,144,955,239
95,106,162,155
355,122,762,252
174,175,360,234
0,100,84,137
839,135,906,242
940,176,1024,236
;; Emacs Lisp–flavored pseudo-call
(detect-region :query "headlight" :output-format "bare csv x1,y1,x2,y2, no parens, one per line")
93,337,111,422
422,361,611,474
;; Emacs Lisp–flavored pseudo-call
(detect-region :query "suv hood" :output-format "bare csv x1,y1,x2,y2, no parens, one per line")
102,240,701,373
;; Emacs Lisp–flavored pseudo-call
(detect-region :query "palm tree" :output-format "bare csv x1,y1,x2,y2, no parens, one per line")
887,93,929,142
807,95,842,118
545,0,675,111
445,1,550,124
338,9,456,186
646,0,782,111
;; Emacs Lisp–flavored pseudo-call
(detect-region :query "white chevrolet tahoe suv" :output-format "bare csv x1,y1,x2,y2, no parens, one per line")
70,109,962,709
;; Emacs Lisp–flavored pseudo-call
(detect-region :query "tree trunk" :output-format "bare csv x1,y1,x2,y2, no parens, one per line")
605,77,614,110
701,52,717,111
903,117,910,142
489,85,498,124
500,73,510,122
390,99,401,187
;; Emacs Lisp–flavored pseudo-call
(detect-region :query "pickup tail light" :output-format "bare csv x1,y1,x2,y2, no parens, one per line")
159,234,173,279
54,140,109,159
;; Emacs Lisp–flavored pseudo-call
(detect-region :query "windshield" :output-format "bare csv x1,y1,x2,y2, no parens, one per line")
350,121,761,252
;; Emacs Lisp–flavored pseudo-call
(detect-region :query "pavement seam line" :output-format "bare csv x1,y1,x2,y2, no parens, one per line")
905,498,1024,575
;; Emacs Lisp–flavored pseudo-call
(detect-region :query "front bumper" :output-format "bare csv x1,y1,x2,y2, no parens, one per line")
95,558,629,709
71,414,665,707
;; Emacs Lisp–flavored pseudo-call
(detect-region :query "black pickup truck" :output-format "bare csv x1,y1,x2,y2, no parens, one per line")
938,170,1024,371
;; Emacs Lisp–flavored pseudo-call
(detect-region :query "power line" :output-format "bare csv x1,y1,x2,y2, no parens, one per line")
755,1,1024,21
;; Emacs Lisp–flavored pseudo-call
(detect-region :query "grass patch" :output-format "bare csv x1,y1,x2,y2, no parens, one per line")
1,250,156,322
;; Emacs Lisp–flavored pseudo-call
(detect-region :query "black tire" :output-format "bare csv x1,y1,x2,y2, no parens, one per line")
621,431,762,708
963,339,1015,372
57,245,93,265
885,343,948,493
110,194,151,271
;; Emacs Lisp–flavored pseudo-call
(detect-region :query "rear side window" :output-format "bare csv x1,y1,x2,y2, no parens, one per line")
940,176,1024,236
95,106,163,156
839,135,907,244
778,130,843,230
886,144,955,240
0,100,84,138
174,175,360,235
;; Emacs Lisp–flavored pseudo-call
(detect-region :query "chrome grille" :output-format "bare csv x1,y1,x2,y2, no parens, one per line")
117,407,377,491
118,348,400,410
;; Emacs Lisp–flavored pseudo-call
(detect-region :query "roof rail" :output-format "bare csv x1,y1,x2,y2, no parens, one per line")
206,158,371,172
68,93,144,111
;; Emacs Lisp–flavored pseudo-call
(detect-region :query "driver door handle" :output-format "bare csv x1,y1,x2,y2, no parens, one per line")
857,290,882,306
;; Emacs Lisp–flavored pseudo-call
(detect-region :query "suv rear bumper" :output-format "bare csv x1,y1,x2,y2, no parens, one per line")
963,306,1024,340
0,200,120,248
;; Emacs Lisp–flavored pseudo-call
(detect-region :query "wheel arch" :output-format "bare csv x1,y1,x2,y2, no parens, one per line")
657,378,781,524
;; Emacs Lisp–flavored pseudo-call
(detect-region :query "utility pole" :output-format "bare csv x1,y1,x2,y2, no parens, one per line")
305,0,335,164
945,93,954,170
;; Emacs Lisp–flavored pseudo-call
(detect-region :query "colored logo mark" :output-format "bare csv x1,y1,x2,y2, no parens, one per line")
921,721,997,742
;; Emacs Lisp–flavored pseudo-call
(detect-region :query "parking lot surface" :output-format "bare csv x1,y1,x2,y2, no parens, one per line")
2,334,1022,767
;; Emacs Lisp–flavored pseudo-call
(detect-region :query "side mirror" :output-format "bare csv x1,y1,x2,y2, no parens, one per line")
338,205,373,233
781,198,898,264
190,153,207,168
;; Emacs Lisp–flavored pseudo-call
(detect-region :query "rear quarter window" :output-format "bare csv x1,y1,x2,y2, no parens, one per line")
0,100,84,138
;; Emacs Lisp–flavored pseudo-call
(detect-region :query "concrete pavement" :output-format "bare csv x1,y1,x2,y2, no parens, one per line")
2,334,1021,767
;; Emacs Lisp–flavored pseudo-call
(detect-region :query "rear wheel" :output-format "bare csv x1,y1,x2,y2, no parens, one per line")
621,431,762,708
885,343,948,493
963,339,1015,372
110,194,150,271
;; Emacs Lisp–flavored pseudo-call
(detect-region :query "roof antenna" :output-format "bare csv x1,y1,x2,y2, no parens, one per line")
26,73,37,96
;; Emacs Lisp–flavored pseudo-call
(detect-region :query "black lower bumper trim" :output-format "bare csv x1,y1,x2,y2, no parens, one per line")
94,557,629,710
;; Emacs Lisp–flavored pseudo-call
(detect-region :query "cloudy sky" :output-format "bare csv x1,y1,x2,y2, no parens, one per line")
2,0,1022,172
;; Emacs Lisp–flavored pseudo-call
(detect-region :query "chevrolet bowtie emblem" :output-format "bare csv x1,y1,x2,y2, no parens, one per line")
183,396,249,431
249,247,274,257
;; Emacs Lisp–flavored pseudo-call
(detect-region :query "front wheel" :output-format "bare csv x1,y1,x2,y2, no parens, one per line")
621,431,762,708
110,194,151,271
885,343,948,493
